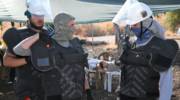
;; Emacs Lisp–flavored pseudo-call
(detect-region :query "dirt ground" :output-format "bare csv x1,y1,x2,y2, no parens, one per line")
173,65,180,100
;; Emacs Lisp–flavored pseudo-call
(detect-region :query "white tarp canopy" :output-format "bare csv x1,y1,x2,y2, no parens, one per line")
0,0,180,23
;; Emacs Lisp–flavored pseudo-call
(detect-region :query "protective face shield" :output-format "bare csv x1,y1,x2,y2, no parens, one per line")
112,0,153,50
142,18,165,39
112,0,153,26
129,17,165,47
113,20,154,50
112,0,139,26
130,27,153,47
130,18,153,37
53,13,75,42
126,2,153,25
127,17,154,47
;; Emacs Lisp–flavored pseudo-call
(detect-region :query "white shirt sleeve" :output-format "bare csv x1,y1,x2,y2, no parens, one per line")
159,67,173,100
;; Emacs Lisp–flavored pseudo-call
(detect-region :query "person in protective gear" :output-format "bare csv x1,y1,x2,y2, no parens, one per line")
53,13,75,46
3,0,52,100
13,13,94,100
112,0,179,100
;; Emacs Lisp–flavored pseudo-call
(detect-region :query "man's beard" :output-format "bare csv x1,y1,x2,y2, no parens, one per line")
29,20,44,30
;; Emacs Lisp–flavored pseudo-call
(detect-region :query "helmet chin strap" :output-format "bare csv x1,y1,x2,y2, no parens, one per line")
139,18,153,40
140,21,143,40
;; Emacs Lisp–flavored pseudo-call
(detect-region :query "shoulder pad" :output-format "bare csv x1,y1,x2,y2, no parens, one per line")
17,26,27,30
17,26,29,32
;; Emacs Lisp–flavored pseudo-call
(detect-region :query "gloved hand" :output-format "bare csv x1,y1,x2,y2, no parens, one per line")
115,59,122,66
123,36,136,50
25,56,31,64
39,32,51,43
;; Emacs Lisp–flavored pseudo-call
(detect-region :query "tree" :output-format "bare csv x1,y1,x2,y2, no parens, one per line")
165,9,180,32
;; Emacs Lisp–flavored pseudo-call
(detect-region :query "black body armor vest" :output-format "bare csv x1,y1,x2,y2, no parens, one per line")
30,36,87,99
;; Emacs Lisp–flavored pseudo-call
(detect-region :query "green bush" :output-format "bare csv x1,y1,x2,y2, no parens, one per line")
165,9,180,32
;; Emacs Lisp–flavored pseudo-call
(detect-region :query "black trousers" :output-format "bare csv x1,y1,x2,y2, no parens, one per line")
47,95,81,100
120,94,158,100
47,95,62,100
9,68,15,82
16,78,45,100
17,95,45,100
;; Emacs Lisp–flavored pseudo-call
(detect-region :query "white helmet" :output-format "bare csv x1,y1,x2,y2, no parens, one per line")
26,0,52,18
126,2,153,25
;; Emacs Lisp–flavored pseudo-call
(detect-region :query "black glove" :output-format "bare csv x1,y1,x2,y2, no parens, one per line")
115,60,121,66
25,56,31,64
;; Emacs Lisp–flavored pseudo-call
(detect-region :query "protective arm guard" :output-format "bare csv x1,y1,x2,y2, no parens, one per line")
13,45,31,56
148,53,172,72
120,37,179,72
13,33,39,56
